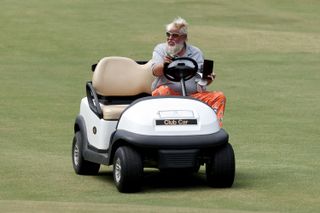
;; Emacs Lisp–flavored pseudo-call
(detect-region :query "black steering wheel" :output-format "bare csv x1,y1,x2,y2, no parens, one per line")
163,57,198,82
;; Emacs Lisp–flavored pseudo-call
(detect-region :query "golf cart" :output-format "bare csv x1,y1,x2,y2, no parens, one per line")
72,56,235,192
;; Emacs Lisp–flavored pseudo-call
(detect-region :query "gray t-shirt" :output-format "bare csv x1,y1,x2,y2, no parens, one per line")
151,43,204,95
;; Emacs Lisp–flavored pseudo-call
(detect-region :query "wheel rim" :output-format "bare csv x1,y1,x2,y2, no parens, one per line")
114,158,122,183
73,144,80,166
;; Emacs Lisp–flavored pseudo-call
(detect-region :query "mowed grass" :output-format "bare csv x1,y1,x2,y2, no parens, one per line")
1,0,320,212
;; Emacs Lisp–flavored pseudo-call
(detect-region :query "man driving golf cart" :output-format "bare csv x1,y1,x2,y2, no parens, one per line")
151,17,226,127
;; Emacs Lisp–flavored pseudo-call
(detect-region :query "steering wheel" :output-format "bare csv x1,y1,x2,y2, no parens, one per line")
163,57,198,82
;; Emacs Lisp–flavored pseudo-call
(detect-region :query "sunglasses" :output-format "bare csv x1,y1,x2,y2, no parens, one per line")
166,32,182,38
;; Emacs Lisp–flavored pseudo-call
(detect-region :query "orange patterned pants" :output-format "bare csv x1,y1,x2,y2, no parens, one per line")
152,85,226,127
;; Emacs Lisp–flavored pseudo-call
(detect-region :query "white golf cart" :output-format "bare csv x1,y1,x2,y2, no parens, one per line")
72,56,235,193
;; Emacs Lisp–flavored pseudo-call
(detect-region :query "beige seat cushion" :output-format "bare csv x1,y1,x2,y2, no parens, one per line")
100,104,128,120
92,56,154,96
92,56,154,120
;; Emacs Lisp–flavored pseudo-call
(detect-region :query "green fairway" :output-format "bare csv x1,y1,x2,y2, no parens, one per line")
1,0,320,212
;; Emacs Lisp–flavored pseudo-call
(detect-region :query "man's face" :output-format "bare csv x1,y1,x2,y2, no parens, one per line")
166,27,186,46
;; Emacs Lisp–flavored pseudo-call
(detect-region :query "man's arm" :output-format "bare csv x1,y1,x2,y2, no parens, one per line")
152,63,164,76
151,44,172,77
152,55,173,76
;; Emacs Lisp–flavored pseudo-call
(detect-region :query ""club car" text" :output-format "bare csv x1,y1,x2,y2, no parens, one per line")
164,119,189,125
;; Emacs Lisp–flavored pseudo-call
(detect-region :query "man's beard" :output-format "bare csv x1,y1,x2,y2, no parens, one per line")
166,42,185,57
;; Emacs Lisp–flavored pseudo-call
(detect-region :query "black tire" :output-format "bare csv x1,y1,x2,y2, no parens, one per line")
72,131,100,175
206,143,235,188
113,146,143,193
193,163,201,174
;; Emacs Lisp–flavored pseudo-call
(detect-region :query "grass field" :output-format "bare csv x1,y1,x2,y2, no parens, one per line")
1,0,320,212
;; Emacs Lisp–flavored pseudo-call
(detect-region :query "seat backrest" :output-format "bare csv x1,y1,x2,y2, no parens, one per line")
92,56,154,96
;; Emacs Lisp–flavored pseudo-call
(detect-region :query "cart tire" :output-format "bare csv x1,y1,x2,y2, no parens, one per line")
206,143,235,187
113,146,143,193
72,131,100,175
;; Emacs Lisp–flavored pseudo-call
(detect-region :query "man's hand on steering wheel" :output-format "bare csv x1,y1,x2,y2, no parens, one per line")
164,54,174,64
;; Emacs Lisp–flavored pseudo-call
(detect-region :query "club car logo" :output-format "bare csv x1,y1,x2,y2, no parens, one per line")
156,119,197,126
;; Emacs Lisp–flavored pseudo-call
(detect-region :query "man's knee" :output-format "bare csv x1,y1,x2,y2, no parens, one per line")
213,91,226,100
152,85,177,96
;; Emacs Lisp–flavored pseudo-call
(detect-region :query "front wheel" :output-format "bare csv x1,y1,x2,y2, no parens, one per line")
113,146,143,193
206,143,235,187
72,131,100,175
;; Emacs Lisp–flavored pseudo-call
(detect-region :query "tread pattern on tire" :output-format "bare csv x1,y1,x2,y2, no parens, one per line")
72,132,100,175
206,143,235,188
113,146,143,193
